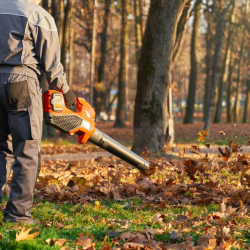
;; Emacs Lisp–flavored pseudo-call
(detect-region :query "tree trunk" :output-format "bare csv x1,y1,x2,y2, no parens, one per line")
234,31,245,123
132,0,190,154
171,0,191,65
114,0,128,128
61,0,73,71
90,0,98,107
204,0,234,130
42,0,49,11
213,12,234,123
134,0,142,64
227,53,233,123
203,2,213,122
244,79,250,123
94,0,111,115
52,0,64,45
183,0,202,124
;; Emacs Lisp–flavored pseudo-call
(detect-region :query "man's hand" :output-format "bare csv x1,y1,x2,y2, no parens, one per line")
64,89,77,106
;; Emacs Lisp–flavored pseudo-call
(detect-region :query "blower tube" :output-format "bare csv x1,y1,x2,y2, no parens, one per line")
89,128,149,171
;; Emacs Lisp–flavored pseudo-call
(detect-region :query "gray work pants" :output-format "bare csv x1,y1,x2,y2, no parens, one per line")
0,73,43,222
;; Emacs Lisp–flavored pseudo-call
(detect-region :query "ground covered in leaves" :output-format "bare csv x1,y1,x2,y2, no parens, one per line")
41,122,250,155
1,123,250,249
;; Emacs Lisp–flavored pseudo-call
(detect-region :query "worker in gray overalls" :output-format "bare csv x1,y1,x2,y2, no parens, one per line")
0,0,76,223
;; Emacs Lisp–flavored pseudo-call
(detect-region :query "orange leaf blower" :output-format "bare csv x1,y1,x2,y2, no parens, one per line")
43,90,149,171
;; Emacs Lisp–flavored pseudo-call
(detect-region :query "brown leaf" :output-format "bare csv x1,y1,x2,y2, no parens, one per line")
229,141,239,153
16,228,39,241
141,147,150,158
189,145,200,154
220,200,226,213
55,238,67,247
216,238,240,250
179,148,186,157
46,238,56,246
219,226,231,241
76,232,95,248
197,235,217,248
218,147,231,161
219,130,226,136
79,196,93,204
197,129,209,142
100,244,111,250
169,230,182,244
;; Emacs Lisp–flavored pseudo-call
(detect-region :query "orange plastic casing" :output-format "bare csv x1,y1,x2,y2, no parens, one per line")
43,90,96,144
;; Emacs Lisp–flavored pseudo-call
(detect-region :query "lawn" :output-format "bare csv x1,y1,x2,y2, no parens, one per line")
1,123,250,249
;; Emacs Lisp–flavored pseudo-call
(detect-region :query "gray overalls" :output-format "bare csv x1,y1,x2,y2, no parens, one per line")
0,0,69,222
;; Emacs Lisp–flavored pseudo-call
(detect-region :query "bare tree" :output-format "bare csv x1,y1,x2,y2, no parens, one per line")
214,3,235,123
95,0,112,115
114,0,128,127
204,0,234,130
132,0,191,154
234,29,246,123
183,0,202,124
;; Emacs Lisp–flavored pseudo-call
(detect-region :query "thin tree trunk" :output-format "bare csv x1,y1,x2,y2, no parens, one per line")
61,0,73,71
114,0,128,127
183,0,202,124
227,53,233,123
90,0,98,106
52,0,63,45
94,0,111,115
203,2,213,122
213,18,233,123
132,0,190,154
42,0,49,11
234,31,245,123
134,0,142,64
243,79,250,123
171,0,191,65
204,0,234,130
138,0,143,37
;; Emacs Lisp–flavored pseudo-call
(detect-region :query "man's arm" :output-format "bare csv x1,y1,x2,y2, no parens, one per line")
29,12,69,94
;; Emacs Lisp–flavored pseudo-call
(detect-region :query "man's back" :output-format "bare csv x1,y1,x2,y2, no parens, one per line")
0,0,59,81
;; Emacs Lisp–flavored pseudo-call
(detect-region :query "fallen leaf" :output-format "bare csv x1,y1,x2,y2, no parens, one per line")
55,238,67,247
76,232,95,248
197,234,217,249
94,200,101,210
16,228,39,241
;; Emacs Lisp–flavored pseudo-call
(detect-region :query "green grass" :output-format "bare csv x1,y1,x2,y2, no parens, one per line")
1,196,250,249
0,196,227,250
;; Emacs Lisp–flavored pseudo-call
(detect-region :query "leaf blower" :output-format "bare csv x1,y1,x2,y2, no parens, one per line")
43,90,149,171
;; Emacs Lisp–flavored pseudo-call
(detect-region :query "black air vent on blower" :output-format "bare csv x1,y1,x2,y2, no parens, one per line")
52,115,82,132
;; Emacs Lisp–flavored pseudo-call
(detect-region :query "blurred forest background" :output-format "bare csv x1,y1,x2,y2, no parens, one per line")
41,0,250,151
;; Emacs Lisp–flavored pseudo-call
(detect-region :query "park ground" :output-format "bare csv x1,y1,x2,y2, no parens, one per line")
1,122,250,249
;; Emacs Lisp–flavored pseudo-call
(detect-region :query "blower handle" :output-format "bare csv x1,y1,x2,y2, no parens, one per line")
89,128,149,171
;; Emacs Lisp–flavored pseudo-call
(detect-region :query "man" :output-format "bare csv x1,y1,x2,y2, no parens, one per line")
0,0,76,223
